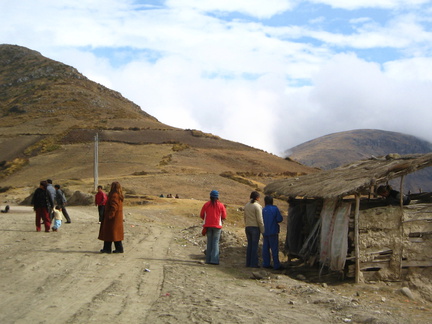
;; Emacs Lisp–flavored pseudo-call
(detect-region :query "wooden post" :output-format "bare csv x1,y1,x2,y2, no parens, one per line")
399,175,405,209
354,193,361,283
94,133,99,191
398,175,405,280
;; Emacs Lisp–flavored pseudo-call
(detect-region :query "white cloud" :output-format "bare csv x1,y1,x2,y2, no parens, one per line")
1,0,432,155
165,0,297,19
308,0,429,10
305,14,432,50
275,53,432,151
384,57,432,81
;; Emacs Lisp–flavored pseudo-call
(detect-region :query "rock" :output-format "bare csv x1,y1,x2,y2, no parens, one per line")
67,191,93,206
296,274,306,281
400,287,414,300
251,270,270,280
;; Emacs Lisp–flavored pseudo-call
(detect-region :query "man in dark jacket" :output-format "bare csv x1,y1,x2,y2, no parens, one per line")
46,179,56,220
31,180,54,232
55,184,71,223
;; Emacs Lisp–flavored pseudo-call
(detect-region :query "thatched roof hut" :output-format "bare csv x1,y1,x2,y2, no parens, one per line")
265,153,432,199
264,153,432,283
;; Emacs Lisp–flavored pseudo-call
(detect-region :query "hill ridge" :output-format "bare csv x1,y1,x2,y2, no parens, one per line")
286,128,432,191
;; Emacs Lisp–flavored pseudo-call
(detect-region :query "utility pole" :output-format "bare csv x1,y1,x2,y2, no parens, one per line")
94,133,99,191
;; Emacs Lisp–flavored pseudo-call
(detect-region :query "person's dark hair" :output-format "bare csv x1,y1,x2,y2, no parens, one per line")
250,191,260,203
377,185,391,196
40,180,48,189
97,185,103,190
47,179,53,184
54,184,60,189
264,195,273,206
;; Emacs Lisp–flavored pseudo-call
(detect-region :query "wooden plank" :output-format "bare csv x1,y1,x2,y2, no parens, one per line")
409,237,424,243
402,260,432,267
355,194,361,283
409,231,432,237
400,175,404,209
403,218,432,223
360,261,390,270
365,249,393,255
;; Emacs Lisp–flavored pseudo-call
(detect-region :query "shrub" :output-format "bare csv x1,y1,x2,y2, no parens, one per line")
172,143,190,152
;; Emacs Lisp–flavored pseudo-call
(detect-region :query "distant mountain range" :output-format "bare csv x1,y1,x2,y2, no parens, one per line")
286,129,432,192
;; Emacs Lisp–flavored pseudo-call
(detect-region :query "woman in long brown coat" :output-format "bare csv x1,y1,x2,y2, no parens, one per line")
98,182,124,253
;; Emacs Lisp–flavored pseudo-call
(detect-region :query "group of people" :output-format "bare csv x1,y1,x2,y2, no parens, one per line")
30,178,412,265
200,190,283,270
31,179,125,254
199,184,413,268
31,179,71,232
97,184,284,265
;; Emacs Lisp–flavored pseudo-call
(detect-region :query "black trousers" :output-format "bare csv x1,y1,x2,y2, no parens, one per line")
98,205,105,222
61,206,71,223
103,241,123,252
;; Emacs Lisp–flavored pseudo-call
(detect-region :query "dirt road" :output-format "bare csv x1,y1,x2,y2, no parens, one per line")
0,205,430,323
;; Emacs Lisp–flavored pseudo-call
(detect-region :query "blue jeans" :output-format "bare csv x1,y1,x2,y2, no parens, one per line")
262,234,280,269
206,227,221,264
52,219,62,230
245,227,260,267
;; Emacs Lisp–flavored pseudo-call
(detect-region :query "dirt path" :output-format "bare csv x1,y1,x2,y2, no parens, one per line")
0,206,171,323
0,205,431,324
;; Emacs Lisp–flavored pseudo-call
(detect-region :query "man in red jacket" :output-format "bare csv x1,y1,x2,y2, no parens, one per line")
95,185,107,223
200,190,227,265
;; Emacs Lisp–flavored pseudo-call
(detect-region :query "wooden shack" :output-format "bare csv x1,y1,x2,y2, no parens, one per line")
264,153,432,283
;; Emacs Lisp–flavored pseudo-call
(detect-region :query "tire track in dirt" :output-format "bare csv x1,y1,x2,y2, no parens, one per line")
64,224,172,323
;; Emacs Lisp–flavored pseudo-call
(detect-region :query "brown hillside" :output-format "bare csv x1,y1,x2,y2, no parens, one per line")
0,44,316,206
286,129,432,192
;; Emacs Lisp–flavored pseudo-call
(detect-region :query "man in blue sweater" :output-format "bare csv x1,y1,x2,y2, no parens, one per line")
262,195,283,270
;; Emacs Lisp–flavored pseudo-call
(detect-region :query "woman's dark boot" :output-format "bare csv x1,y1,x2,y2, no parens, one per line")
113,241,124,253
100,241,112,253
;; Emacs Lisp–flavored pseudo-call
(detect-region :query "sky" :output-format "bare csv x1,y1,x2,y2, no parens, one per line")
1,0,432,156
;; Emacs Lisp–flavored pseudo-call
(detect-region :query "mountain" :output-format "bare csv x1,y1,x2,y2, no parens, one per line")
286,129,432,192
0,44,315,206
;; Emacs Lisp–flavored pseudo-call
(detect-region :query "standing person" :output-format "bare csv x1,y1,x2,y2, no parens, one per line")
95,185,108,223
200,190,227,265
98,182,124,254
31,180,54,232
243,191,264,268
46,179,56,220
262,195,283,270
55,184,71,223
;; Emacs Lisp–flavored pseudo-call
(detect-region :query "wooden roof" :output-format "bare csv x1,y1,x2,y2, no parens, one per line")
264,153,432,199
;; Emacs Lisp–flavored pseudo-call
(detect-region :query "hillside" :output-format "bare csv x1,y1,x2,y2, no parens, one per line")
286,129,432,192
0,44,315,206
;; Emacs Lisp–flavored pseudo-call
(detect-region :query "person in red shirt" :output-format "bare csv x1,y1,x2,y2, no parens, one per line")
95,185,108,223
200,190,227,265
